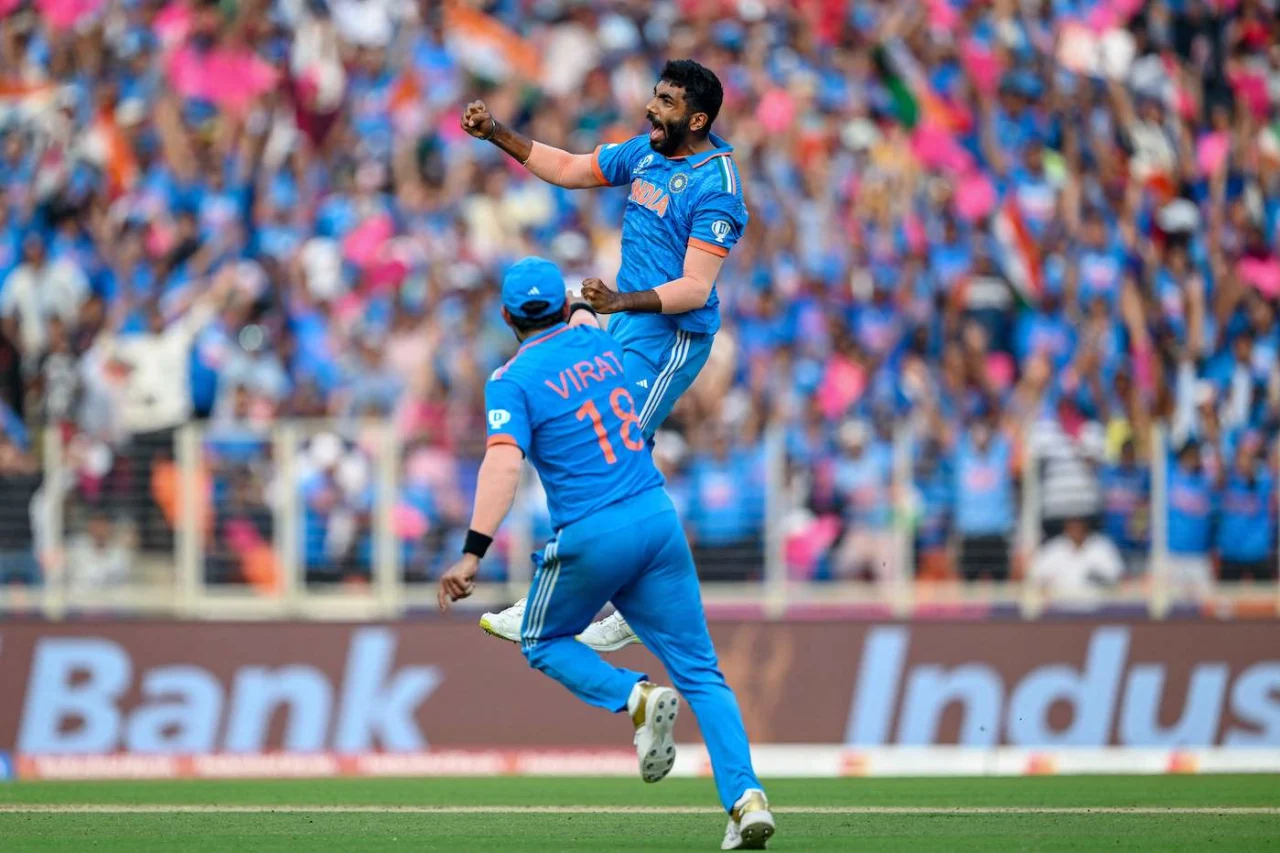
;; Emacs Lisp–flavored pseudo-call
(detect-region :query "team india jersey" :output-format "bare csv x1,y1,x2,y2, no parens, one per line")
485,323,664,530
592,132,748,336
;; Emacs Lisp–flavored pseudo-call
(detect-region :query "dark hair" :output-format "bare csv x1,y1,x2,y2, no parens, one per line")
660,59,723,131
509,303,563,335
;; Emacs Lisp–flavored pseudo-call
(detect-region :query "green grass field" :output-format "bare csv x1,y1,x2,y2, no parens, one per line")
1,776,1277,851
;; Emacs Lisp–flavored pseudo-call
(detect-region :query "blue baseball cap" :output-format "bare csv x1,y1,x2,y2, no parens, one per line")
502,256,567,320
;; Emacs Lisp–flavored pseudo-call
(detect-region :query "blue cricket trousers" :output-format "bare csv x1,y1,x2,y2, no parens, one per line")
520,486,761,813
608,313,714,440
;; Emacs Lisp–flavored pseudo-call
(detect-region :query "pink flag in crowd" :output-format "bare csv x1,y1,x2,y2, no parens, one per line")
168,44,279,117
756,88,796,136
342,214,396,269
911,123,973,175
1087,4,1118,31
786,515,840,580
152,1,193,48
1197,132,1231,177
1239,258,1280,299
1229,69,1270,120
393,503,429,539
926,0,960,32
954,171,997,222
961,41,1003,97
36,0,102,31
818,355,866,422
985,352,1015,391
902,213,927,255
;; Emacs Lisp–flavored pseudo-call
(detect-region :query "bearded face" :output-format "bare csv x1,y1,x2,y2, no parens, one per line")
645,80,701,156
646,109,693,156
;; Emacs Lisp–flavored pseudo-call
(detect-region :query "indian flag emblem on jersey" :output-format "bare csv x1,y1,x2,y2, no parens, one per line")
668,172,689,194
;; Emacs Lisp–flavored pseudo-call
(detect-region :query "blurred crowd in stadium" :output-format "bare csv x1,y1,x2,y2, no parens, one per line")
0,0,1278,598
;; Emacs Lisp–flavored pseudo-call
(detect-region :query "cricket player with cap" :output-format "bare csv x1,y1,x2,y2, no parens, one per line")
438,257,775,850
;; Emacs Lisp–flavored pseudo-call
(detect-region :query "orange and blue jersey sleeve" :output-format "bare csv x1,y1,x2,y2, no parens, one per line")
688,185,747,259
592,135,651,187
484,374,532,455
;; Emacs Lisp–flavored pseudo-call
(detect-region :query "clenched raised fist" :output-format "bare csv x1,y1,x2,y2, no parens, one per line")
461,100,496,139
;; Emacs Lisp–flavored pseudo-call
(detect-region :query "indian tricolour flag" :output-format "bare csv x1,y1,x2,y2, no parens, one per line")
0,81,58,126
991,194,1044,305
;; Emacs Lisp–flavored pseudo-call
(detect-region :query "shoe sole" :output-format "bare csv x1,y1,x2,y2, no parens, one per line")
737,813,775,850
639,688,679,783
478,615,520,645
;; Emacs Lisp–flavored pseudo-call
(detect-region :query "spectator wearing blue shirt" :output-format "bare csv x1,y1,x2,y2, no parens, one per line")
1243,293,1280,375
1216,438,1277,582
929,217,972,293
1207,331,1270,432
954,414,1016,580
686,429,765,582
1009,142,1059,240
830,419,896,583
1100,439,1151,577
299,433,373,583
785,401,833,471
1153,243,1204,349
1014,287,1076,371
1167,440,1215,598
912,440,954,580
1074,212,1127,309
339,331,404,418
852,277,905,361
0,205,20,281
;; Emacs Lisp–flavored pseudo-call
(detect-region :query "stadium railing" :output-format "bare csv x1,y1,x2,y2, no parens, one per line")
0,420,1276,620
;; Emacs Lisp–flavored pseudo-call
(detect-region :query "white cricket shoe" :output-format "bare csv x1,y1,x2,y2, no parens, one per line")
480,601,641,653
578,610,640,652
628,681,679,783
721,790,775,850
479,598,526,643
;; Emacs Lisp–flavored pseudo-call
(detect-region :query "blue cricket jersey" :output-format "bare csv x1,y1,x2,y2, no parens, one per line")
1217,470,1275,562
1100,463,1150,552
484,323,664,530
1167,465,1213,555
953,434,1015,536
592,133,748,336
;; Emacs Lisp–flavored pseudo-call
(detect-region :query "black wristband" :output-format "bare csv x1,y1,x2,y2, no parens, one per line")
569,301,597,318
463,529,493,559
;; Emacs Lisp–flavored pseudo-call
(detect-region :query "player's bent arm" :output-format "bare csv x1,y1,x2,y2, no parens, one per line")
467,443,525,536
652,245,723,313
597,244,724,315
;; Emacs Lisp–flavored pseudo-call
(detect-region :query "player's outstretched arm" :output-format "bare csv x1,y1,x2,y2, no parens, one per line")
438,443,524,611
468,443,524,534
581,243,724,316
461,100,604,190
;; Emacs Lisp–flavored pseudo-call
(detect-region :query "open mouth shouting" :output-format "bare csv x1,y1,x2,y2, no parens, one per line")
647,113,667,148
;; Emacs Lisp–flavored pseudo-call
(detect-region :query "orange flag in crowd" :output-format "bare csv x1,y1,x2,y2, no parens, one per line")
443,0,541,82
